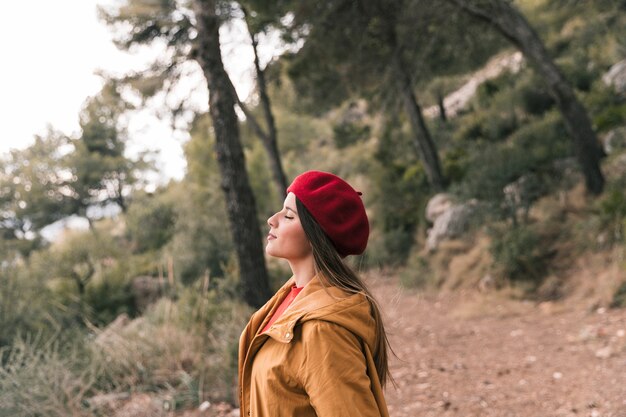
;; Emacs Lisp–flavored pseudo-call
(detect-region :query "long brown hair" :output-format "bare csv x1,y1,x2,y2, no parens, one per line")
296,196,395,388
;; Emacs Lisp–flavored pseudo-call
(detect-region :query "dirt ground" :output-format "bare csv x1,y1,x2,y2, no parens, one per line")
371,275,626,417
120,273,626,417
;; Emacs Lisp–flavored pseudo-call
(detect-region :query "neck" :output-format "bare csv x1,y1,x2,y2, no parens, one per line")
288,254,316,288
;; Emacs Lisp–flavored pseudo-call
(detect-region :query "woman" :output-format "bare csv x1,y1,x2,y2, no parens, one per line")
238,170,393,417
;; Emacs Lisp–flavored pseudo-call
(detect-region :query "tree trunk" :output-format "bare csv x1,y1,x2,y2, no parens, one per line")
449,0,605,195
243,8,289,196
437,91,447,122
392,52,446,192
192,0,272,308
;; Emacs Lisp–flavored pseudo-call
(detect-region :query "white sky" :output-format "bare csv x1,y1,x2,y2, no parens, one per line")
0,0,263,182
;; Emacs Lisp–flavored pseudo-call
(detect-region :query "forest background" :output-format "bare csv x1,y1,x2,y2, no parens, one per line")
1,0,626,415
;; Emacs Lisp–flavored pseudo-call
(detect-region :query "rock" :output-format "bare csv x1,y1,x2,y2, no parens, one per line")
478,274,495,292
87,392,131,411
602,126,626,154
602,59,626,95
199,401,211,411
94,313,130,345
112,393,166,417
426,198,479,251
131,276,163,312
595,346,612,359
425,193,454,223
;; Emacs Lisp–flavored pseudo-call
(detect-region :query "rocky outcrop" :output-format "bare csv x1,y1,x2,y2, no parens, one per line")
603,126,626,155
602,59,626,95
426,193,479,251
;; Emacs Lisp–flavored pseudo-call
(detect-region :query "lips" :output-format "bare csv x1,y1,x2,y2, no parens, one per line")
267,233,277,240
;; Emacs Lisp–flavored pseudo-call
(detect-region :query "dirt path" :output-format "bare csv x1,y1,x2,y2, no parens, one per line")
369,275,626,417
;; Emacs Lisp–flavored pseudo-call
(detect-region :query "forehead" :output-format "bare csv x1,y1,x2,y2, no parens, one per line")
284,192,297,209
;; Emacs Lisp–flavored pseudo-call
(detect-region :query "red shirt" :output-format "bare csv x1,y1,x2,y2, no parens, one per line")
261,285,304,333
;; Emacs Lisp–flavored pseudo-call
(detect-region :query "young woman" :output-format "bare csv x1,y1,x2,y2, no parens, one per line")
238,170,393,417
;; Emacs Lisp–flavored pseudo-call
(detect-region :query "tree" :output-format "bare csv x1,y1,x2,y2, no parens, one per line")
63,80,149,229
241,5,289,195
99,0,289,200
101,0,272,306
192,0,272,307
447,0,605,195
266,0,483,191
0,130,74,246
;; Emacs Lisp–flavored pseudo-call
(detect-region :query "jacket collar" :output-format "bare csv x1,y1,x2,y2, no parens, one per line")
263,275,372,344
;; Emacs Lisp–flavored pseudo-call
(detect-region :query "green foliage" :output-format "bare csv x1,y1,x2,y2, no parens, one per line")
593,183,626,244
93,284,251,404
333,121,371,149
518,82,555,116
167,115,234,285
0,336,98,417
0,262,60,348
399,251,433,288
0,131,75,241
489,224,550,284
454,112,571,204
25,229,138,327
610,281,626,309
593,104,626,132
441,146,469,184
366,118,430,266
126,191,177,253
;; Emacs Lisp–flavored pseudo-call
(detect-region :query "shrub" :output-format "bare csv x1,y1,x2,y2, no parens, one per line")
593,184,626,244
519,85,555,115
125,192,176,253
489,224,551,284
610,281,626,309
92,284,251,405
0,336,97,417
593,104,626,132
333,122,371,149
455,112,571,204
399,251,433,288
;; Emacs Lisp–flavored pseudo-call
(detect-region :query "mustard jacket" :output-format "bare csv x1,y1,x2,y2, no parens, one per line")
238,275,390,417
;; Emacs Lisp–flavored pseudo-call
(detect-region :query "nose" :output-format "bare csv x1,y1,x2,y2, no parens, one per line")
267,212,277,228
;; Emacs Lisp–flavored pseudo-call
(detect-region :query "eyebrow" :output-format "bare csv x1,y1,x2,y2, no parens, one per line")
285,206,296,214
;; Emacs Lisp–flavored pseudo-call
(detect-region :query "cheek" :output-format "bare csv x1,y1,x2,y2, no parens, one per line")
291,228,312,256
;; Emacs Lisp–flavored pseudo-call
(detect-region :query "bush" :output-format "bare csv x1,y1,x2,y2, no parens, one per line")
92,284,251,405
610,281,626,309
455,112,571,204
126,192,176,253
519,85,555,115
0,260,66,348
489,225,551,284
399,251,433,288
593,184,626,244
0,336,97,417
593,104,626,132
333,122,371,149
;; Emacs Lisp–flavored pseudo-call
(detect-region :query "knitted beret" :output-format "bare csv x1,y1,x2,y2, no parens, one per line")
287,170,369,257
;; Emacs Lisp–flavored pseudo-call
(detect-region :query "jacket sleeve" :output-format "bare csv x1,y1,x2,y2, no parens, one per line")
297,320,382,417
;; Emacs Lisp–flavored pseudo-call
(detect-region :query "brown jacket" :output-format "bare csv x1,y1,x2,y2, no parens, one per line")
238,275,389,417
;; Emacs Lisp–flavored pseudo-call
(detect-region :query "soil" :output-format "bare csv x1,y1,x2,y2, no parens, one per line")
371,274,626,417
119,273,626,417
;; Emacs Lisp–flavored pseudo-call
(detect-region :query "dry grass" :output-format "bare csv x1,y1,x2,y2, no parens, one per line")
0,337,97,417
91,293,251,410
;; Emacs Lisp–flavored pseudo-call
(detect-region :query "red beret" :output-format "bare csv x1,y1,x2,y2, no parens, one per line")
287,170,369,256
